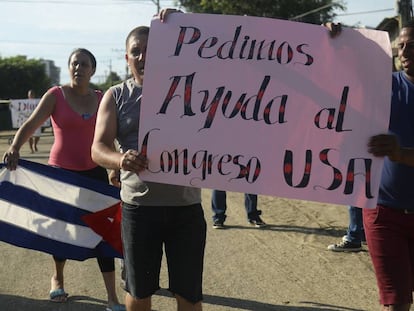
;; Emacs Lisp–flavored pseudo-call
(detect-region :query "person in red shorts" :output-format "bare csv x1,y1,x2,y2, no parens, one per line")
366,19,414,311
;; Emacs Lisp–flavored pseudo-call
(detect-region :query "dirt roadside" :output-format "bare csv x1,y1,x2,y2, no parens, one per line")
0,129,409,311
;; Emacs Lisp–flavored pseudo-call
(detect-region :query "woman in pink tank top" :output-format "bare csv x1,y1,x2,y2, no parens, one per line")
3,48,125,311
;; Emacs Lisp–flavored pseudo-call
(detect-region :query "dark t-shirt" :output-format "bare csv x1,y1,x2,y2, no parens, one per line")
378,71,414,211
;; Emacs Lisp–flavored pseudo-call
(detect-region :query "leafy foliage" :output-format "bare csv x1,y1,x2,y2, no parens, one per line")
176,0,345,25
0,56,51,99
94,71,123,92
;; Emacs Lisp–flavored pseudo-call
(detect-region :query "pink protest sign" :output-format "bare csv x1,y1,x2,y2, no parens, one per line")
139,13,391,208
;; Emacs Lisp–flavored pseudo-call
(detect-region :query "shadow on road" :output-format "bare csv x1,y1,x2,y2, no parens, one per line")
0,294,106,311
155,289,365,311
213,223,347,238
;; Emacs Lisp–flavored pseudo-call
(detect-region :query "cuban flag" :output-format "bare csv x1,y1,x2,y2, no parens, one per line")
0,159,123,260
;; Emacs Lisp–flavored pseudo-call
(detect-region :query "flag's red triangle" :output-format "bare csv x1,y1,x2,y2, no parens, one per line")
81,203,123,255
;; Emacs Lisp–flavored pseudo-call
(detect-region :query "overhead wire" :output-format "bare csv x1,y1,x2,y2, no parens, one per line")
0,0,175,4
336,8,395,17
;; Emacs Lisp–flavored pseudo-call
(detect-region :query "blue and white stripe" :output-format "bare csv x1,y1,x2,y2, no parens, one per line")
0,159,121,260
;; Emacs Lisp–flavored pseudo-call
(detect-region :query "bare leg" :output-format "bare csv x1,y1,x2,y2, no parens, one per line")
125,292,151,311
50,258,67,302
29,137,34,153
101,271,122,308
34,137,39,151
176,294,202,311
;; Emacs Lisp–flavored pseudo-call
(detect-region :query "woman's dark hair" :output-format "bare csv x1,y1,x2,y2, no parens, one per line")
125,26,150,48
67,48,97,69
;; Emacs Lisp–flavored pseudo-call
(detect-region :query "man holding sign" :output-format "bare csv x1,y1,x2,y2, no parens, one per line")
364,20,414,311
92,10,206,311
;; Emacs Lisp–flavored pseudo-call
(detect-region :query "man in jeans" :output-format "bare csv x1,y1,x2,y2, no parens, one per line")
327,205,365,252
211,190,266,229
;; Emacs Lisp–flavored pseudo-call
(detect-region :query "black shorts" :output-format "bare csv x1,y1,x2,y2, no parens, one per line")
121,202,206,303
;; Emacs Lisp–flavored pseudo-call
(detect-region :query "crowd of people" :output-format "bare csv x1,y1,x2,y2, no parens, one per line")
3,7,414,311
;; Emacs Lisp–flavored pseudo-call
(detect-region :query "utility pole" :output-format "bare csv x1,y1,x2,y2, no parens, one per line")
397,0,413,27
109,59,112,85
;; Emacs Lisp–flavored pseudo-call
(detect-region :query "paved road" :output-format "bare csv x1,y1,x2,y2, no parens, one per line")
0,129,406,311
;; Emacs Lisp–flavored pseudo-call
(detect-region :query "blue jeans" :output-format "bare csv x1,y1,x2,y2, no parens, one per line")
345,206,365,244
211,190,259,221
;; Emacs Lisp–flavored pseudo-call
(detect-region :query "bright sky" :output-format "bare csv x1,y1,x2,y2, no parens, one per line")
333,0,396,27
0,0,397,85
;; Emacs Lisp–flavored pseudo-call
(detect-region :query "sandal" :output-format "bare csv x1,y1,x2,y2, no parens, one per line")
106,304,126,311
49,288,68,303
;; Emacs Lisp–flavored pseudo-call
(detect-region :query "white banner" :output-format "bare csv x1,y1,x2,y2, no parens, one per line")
9,98,50,129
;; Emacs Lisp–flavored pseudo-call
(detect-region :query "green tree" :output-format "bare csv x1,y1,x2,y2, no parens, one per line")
0,56,51,99
94,71,122,92
176,0,345,24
